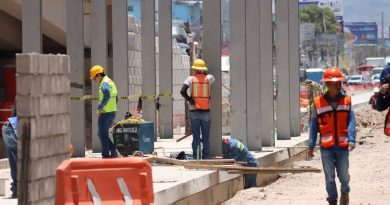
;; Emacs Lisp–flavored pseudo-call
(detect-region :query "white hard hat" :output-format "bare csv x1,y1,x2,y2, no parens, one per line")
373,87,380,93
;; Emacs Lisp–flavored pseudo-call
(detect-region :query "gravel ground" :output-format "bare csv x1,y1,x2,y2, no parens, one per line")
224,107,390,205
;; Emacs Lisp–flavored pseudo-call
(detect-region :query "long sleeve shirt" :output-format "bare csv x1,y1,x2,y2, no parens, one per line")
308,93,356,150
97,82,110,111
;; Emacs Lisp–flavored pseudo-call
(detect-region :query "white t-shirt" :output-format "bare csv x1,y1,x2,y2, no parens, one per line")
183,74,215,97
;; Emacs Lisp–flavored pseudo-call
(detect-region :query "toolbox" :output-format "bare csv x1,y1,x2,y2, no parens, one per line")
112,121,154,156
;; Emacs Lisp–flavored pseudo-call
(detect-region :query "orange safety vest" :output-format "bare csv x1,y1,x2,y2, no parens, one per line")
314,95,351,148
384,111,390,136
191,73,210,110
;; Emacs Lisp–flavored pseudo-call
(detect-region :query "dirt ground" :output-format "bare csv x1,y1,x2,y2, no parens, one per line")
224,107,390,205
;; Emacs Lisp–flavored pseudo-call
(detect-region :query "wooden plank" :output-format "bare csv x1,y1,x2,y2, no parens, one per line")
183,164,321,173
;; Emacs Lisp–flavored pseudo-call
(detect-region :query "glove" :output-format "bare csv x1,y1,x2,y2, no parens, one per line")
189,98,195,105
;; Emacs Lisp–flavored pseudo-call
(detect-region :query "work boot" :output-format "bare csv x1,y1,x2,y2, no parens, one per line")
339,191,349,205
328,200,337,205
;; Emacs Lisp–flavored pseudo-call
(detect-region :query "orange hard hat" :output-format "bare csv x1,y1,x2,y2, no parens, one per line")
321,67,345,82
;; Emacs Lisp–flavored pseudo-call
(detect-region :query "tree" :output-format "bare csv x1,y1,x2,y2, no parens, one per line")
299,5,337,36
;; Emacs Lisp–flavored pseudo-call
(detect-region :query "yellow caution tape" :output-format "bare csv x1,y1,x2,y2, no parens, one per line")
70,93,172,101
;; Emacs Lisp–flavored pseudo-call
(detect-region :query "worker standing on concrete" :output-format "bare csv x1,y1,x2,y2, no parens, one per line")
368,87,379,110
222,137,259,189
308,67,356,205
2,103,17,198
90,65,119,158
180,59,215,159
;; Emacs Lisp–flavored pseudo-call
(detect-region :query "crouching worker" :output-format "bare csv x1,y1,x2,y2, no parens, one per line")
222,137,259,189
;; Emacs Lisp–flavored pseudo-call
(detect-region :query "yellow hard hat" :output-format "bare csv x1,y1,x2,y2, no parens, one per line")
191,59,208,71
90,65,104,79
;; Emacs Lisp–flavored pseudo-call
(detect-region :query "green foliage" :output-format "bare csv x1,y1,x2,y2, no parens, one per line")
299,5,337,36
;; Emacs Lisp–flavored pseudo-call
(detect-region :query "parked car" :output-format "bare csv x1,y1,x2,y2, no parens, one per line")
372,74,380,84
347,75,367,85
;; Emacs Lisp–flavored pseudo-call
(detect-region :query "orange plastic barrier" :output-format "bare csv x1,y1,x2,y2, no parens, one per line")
55,158,154,205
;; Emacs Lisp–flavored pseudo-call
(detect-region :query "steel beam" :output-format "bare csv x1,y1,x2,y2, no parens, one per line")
22,0,42,53
245,0,262,150
289,0,300,137
66,0,85,157
276,0,291,140
158,0,173,139
141,0,156,139
112,0,128,124
91,0,107,151
259,0,275,146
203,0,222,156
230,0,247,144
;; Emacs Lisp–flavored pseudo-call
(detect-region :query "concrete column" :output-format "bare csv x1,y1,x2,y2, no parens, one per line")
203,0,222,156
22,0,42,53
141,0,156,139
112,0,128,122
289,0,300,137
276,0,291,140
158,0,173,139
245,0,262,150
230,0,247,144
91,0,107,151
259,0,275,146
66,0,85,157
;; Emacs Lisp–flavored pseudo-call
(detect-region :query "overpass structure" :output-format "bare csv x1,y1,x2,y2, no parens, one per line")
0,0,300,157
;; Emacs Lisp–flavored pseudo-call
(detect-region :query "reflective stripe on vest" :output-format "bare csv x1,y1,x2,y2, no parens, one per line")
314,95,351,148
191,73,210,110
99,76,118,113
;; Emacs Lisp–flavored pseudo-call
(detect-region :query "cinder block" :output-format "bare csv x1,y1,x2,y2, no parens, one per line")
16,75,33,95
16,53,39,74
56,55,65,74
38,54,49,74
128,32,137,50
62,55,70,74
48,54,59,74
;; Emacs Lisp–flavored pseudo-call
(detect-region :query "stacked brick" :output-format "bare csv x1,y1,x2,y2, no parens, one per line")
16,53,71,205
127,14,190,127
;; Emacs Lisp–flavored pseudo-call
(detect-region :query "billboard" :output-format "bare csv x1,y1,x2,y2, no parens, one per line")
299,0,343,20
344,22,378,45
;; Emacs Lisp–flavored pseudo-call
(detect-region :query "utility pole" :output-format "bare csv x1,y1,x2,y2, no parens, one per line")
381,12,384,57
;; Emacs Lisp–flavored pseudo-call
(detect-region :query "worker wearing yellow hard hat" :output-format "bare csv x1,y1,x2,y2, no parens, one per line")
89,65,119,158
180,59,215,159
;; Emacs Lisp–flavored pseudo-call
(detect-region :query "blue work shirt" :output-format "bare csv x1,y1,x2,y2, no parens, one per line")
97,82,110,110
222,138,259,167
308,93,356,150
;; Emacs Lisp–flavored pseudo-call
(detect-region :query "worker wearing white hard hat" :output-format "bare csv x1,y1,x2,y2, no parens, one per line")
369,87,380,110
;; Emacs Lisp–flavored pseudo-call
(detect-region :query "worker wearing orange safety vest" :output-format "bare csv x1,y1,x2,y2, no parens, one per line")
180,59,215,159
308,67,356,205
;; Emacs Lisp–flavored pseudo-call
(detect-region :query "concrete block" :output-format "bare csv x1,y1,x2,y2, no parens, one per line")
16,75,33,95
128,32,136,50
40,75,49,95
16,53,39,74
48,54,59,74
38,54,49,74
17,96,39,117
63,55,70,74
30,159,46,180
56,55,65,74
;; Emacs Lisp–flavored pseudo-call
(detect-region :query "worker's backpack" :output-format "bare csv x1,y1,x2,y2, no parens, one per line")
380,63,390,84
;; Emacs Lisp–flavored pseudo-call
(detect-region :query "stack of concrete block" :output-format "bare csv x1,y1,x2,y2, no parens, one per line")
16,53,70,205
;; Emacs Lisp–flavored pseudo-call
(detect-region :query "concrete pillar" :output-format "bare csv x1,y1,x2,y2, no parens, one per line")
22,0,42,53
230,0,247,144
259,0,275,146
276,0,291,140
16,53,71,205
245,0,262,150
91,0,108,151
289,0,300,137
158,0,173,139
203,0,222,156
66,0,85,157
141,0,156,139
112,0,128,122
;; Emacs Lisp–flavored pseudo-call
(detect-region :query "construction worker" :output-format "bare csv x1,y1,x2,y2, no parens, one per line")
180,59,215,159
308,67,356,205
222,137,259,189
90,65,119,158
376,80,390,136
368,87,379,110
2,103,17,198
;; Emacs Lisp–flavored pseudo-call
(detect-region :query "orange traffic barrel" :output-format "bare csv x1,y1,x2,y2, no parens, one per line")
55,158,154,205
